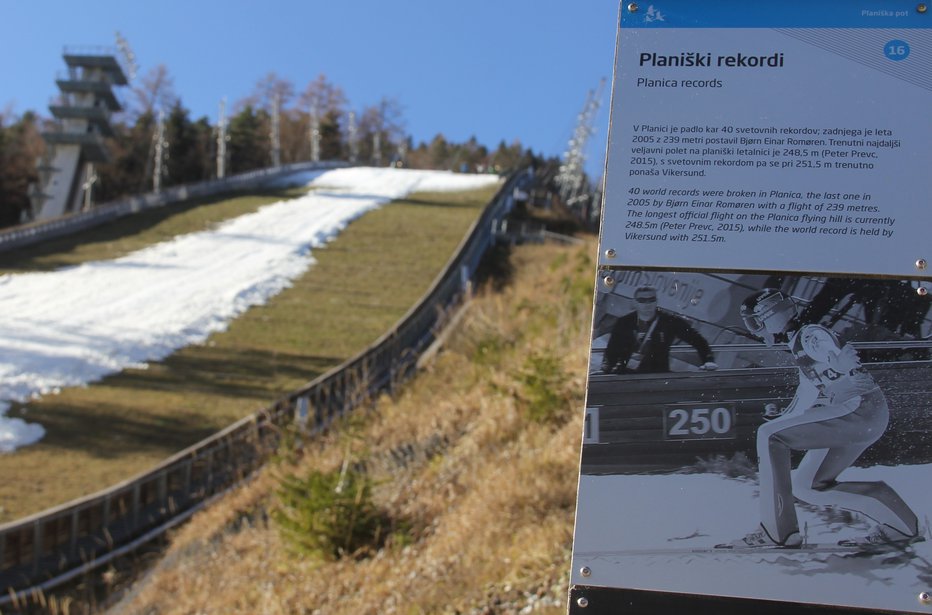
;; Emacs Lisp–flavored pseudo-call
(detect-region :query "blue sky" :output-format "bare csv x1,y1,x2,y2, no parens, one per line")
1,1,618,176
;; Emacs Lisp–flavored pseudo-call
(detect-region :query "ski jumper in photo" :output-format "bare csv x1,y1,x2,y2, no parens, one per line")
756,324,918,544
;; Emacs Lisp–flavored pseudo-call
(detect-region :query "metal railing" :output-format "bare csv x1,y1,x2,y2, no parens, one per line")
0,168,523,603
0,161,347,254
492,219,585,246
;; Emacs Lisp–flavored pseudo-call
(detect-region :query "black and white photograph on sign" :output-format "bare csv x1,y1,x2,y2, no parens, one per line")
575,270,932,611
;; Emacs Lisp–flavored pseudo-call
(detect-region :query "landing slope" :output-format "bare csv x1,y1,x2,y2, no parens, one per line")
0,167,499,519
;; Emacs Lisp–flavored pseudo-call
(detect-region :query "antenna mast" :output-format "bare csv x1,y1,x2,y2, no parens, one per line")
270,92,281,167
114,31,138,81
81,165,98,211
217,97,228,178
153,108,168,192
309,106,320,162
347,111,358,163
373,131,382,166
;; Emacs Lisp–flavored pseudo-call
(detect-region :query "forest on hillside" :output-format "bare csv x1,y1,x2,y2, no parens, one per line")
0,66,549,228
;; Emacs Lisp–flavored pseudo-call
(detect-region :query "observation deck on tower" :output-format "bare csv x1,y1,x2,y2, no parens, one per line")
30,46,128,221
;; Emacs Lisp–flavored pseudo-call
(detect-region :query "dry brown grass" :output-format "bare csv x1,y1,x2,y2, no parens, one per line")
107,239,596,615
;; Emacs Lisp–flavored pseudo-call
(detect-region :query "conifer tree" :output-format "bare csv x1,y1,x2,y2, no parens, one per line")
95,111,156,201
318,109,344,160
164,102,212,185
228,105,270,173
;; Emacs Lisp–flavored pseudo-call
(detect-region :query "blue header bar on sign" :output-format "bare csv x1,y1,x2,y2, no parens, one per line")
620,0,930,28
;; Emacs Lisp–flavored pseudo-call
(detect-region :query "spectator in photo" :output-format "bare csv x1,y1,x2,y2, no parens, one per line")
600,286,718,374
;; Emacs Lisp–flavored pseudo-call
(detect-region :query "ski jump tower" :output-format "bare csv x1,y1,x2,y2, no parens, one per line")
30,48,128,221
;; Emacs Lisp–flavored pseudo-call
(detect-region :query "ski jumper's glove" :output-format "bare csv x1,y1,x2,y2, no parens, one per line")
827,343,861,374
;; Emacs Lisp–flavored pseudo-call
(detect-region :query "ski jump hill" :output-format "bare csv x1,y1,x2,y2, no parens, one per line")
0,164,530,604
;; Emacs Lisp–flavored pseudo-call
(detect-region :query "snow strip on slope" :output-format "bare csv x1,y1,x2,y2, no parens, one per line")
0,167,500,452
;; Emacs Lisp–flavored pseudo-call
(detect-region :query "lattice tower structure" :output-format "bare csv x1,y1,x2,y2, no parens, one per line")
555,79,605,215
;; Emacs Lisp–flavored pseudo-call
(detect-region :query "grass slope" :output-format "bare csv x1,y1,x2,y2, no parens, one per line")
0,184,499,521
109,240,595,615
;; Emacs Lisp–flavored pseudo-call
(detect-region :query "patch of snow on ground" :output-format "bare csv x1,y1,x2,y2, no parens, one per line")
0,167,500,452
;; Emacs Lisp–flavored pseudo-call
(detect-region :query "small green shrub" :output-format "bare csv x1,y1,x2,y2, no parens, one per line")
517,351,570,424
272,464,390,560
548,252,568,271
474,334,511,367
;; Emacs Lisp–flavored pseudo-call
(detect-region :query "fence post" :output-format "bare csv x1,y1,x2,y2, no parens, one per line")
102,495,111,530
316,387,326,430
206,450,214,493
69,509,79,560
157,473,168,515
182,459,192,500
131,484,141,530
32,521,42,574
295,396,309,430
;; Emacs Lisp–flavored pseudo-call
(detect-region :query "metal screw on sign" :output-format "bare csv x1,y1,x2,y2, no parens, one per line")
577,596,590,608
605,248,617,259
917,258,928,271
580,566,592,577
628,3,639,13
918,4,928,13
603,275,615,287
919,591,931,605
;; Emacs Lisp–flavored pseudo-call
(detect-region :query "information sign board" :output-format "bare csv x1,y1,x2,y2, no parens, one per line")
596,0,931,278
571,2,931,613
